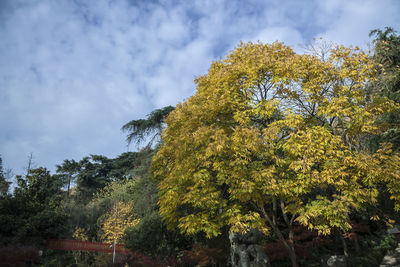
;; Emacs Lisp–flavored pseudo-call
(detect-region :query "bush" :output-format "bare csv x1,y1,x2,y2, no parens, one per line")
123,211,192,258
347,232,397,266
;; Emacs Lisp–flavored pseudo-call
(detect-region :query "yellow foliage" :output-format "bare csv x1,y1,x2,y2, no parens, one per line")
73,227,89,241
100,201,139,243
152,42,400,238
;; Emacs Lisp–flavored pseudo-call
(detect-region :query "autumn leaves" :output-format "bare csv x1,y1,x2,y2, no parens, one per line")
151,41,400,266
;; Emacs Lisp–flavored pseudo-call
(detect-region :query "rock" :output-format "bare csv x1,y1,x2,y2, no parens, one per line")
326,255,346,267
229,231,270,267
387,228,400,235
380,243,400,267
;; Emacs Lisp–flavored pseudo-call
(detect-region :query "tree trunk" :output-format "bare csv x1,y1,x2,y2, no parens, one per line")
273,227,297,267
339,232,348,258
67,174,71,196
351,231,360,254
288,249,297,267
229,231,270,267
287,228,297,267
261,205,298,267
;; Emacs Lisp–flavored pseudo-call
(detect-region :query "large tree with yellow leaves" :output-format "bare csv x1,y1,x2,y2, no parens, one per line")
152,42,400,267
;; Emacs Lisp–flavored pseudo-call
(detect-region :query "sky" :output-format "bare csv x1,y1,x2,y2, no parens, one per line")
0,0,399,175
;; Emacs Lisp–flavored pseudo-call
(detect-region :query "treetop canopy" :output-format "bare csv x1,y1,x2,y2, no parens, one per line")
152,41,400,238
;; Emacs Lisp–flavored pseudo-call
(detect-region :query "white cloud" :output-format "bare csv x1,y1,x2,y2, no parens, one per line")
316,0,400,47
0,0,399,174
250,26,305,49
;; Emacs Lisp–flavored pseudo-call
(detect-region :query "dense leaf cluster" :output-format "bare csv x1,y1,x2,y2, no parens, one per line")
0,168,67,245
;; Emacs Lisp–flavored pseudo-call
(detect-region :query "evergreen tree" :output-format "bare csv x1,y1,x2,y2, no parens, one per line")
0,168,67,245
122,105,174,147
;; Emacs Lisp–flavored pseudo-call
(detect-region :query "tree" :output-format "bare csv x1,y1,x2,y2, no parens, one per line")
0,156,11,196
24,152,36,176
368,27,400,152
0,168,67,245
56,159,80,196
123,211,193,258
152,42,400,267
122,105,175,147
109,152,141,179
74,155,114,203
14,167,64,206
100,201,139,243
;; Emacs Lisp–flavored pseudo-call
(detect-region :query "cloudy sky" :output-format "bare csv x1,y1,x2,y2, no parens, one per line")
0,0,399,175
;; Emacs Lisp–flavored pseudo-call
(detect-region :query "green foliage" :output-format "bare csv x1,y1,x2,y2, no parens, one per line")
109,152,142,179
38,250,77,267
90,148,158,217
0,168,67,245
122,105,175,147
73,155,113,203
129,175,158,218
61,150,155,204
15,167,63,203
64,179,137,243
122,147,155,178
363,28,400,227
347,232,397,266
56,159,80,195
93,179,137,206
60,148,157,248
94,180,141,242
63,199,102,242
123,211,192,257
